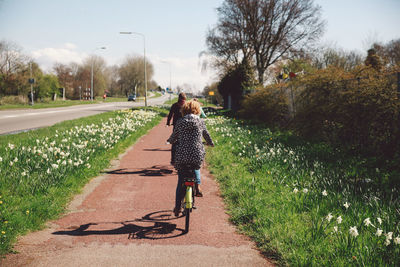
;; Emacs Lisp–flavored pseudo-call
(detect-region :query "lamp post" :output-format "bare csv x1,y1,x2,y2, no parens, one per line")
90,46,106,101
161,60,172,102
120,31,147,107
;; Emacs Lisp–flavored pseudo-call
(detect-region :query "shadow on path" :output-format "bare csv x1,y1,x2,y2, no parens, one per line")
105,165,174,177
52,210,186,239
143,148,171,152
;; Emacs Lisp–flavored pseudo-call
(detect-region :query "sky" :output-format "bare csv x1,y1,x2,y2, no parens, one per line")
0,0,399,93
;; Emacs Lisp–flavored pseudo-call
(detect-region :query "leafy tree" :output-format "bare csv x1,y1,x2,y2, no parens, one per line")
207,0,325,84
364,48,383,70
218,58,256,110
202,82,223,105
35,74,60,99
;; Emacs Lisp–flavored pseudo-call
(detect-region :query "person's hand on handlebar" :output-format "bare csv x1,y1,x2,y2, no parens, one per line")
203,141,214,147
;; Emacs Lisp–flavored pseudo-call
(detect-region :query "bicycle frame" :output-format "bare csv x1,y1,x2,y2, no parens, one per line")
180,166,196,233
184,178,195,209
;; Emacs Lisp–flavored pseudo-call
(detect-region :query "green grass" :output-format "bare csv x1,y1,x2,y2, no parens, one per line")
0,96,151,110
164,95,178,105
205,115,400,266
0,107,167,256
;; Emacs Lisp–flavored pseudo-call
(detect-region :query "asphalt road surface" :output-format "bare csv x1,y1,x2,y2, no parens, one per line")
0,94,170,135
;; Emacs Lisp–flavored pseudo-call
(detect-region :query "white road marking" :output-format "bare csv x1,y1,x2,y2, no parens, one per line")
0,105,112,120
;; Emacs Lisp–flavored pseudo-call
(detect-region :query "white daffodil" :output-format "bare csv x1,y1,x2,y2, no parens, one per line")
343,202,350,209
384,238,391,246
0,156,2,162
349,226,359,237
394,236,400,245
385,232,393,240
8,143,15,150
363,217,374,227
376,228,383,237
326,213,333,222
322,190,328,196
377,217,382,225
46,168,51,174
293,188,298,194
333,226,338,232
337,216,343,224
303,188,308,193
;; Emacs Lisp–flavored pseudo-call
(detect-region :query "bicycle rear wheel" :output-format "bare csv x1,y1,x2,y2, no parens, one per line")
184,207,190,233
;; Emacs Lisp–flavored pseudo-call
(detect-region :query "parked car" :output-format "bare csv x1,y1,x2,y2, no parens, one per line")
128,94,136,101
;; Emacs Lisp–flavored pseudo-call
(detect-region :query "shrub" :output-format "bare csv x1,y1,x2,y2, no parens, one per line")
0,95,28,105
239,85,288,126
294,66,400,157
239,66,400,158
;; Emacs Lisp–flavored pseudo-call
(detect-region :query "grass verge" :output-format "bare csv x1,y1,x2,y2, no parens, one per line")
0,107,167,256
205,115,400,266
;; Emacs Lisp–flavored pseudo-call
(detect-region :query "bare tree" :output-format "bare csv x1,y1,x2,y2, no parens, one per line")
104,65,120,96
207,0,325,84
53,63,74,98
118,55,154,97
82,55,107,98
0,40,30,95
372,39,400,67
312,46,364,71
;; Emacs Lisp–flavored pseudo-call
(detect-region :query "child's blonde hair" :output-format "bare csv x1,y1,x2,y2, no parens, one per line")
181,100,201,116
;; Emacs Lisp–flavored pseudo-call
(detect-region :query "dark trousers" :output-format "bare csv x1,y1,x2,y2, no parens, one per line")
171,142,177,163
175,170,185,209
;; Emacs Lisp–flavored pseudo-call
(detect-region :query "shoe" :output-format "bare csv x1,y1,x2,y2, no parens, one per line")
195,184,203,197
173,207,181,217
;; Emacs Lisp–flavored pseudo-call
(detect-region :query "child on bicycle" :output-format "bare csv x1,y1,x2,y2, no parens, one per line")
167,100,214,216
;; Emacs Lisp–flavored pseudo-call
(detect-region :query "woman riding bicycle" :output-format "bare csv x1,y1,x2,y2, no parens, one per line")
167,100,214,216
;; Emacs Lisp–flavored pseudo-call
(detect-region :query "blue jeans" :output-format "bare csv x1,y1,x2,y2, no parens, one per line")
175,168,201,209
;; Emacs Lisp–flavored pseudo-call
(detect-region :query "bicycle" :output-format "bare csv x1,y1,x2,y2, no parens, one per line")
180,165,197,233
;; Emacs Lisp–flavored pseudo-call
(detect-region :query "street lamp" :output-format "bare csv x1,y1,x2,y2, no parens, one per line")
90,46,106,101
161,60,172,102
120,31,148,107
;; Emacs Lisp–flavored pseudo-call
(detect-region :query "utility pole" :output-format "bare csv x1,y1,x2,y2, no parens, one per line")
29,62,34,105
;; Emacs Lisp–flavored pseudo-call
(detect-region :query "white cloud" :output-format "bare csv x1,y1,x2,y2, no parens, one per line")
150,54,217,93
30,43,86,72
29,43,218,92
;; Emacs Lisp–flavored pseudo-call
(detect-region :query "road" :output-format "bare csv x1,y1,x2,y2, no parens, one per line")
0,94,170,135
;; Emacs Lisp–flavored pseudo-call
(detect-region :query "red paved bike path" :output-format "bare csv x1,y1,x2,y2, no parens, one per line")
2,118,273,267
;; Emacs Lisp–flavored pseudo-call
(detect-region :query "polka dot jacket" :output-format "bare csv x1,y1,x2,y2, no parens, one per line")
167,114,214,171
